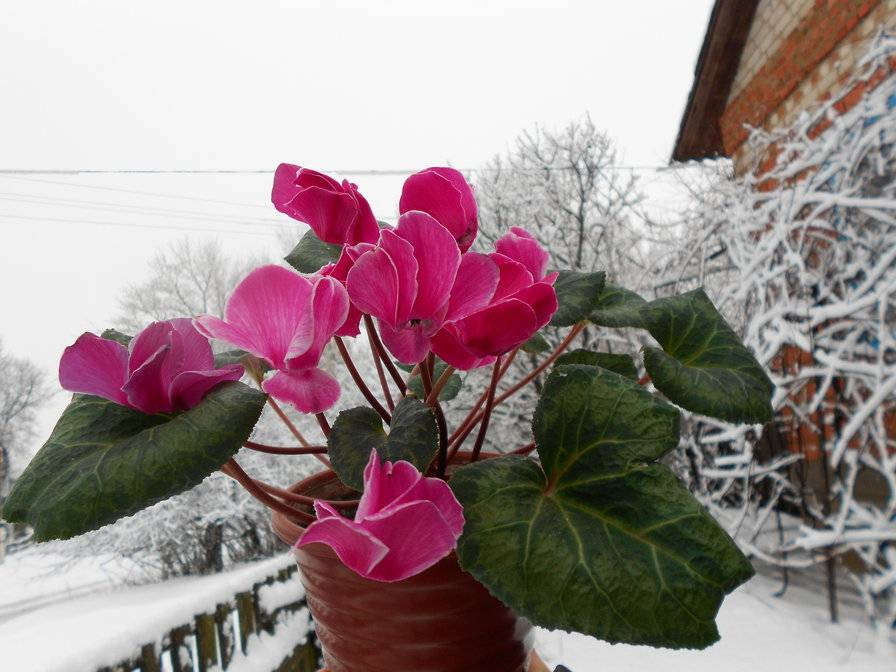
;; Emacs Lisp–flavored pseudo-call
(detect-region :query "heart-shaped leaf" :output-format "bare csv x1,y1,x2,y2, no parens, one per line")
451,365,753,649
1,382,266,541
328,397,438,490
554,348,638,380
285,229,343,274
589,283,648,328
642,289,773,424
550,270,606,327
406,360,462,402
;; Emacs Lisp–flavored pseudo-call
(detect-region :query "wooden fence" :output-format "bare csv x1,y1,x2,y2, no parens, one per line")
96,563,320,672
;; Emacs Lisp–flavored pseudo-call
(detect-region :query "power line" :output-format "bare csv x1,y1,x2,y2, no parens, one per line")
0,165,672,176
0,212,276,237
0,192,283,227
0,174,272,209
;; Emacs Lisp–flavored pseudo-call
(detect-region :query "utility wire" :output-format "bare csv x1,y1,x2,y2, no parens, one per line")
0,212,275,237
0,165,672,175
0,192,283,227
0,174,271,209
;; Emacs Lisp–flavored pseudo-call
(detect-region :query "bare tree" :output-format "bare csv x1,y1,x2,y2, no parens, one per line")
0,341,53,561
463,116,649,451
116,238,260,331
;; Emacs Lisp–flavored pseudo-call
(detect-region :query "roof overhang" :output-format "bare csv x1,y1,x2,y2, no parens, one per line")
671,0,759,162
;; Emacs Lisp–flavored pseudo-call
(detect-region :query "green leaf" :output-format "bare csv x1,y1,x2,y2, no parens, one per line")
284,229,343,273
100,328,132,346
550,270,606,327
555,348,638,380
213,348,251,367
589,283,648,328
406,360,462,402
642,289,773,424
521,332,550,354
451,365,753,649
1,383,266,541
328,397,438,490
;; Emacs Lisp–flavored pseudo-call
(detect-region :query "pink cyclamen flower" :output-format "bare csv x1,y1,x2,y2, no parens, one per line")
59,319,244,415
195,265,348,414
272,163,379,246
399,167,478,252
297,449,464,582
432,230,558,370
346,211,467,364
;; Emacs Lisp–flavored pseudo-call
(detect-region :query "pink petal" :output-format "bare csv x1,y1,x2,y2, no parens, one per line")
430,324,494,371
58,333,130,405
262,368,341,414
457,299,538,357
395,211,460,320
346,247,401,325
390,473,464,538
127,321,173,375
286,276,349,369
490,253,535,301
197,265,314,370
313,500,341,519
285,186,359,245
508,282,559,328
399,168,477,252
271,163,302,213
343,181,380,244
378,319,431,365
378,229,418,325
361,500,459,582
356,451,423,521
168,318,214,371
445,252,499,322
295,167,343,191
496,227,550,280
297,515,389,578
123,344,173,414
168,365,243,410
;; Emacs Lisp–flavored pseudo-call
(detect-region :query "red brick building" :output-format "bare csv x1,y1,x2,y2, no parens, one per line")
673,0,896,175
672,0,896,499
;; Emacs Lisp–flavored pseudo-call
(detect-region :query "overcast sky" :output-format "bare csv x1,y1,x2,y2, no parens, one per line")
0,0,713,445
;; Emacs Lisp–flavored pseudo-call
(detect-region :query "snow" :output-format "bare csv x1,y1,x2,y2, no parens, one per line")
1,553,893,671
536,573,895,672
0,553,297,672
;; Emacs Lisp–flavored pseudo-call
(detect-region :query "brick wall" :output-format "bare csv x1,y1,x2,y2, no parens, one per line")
720,0,896,173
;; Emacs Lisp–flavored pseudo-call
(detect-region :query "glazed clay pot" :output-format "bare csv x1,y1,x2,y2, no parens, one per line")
271,468,534,672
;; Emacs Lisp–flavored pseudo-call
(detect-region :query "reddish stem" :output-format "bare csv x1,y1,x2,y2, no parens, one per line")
253,479,359,510
511,442,537,456
363,315,407,395
221,459,314,524
335,335,391,423
470,356,502,462
364,316,395,411
315,412,331,437
426,364,456,405
266,396,331,468
638,373,652,386
243,441,328,455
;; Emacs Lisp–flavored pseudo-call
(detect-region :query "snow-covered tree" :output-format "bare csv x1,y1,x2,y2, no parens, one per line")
0,341,53,561
661,34,896,636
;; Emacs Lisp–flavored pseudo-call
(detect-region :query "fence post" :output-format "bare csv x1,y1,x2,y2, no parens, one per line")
235,591,257,653
215,602,236,668
194,612,219,671
168,625,194,672
139,643,161,672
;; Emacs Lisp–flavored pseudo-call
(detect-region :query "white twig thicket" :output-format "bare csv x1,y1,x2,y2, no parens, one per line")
660,34,896,634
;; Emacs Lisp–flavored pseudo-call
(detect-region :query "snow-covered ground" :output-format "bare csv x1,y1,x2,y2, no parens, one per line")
0,551,892,671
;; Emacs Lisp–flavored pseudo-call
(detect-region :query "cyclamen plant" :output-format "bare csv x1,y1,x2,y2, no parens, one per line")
2,164,774,650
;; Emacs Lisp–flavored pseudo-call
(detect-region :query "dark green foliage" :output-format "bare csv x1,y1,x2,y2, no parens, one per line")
451,365,754,649
550,270,606,327
285,229,342,274
554,348,638,380
1,383,266,541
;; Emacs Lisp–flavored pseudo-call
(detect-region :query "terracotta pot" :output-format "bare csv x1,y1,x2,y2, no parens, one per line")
271,467,534,672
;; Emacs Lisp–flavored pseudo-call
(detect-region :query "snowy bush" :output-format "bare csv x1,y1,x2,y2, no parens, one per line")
661,33,896,635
